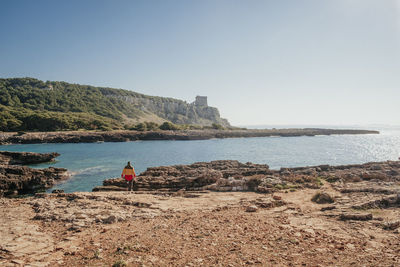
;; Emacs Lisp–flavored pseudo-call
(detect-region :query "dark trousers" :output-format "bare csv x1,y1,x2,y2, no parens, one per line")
127,179,133,191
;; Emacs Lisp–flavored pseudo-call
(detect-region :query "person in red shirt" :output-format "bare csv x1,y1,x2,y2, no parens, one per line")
121,161,136,191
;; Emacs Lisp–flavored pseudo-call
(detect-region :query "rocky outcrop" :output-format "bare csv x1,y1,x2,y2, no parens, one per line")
0,151,59,165
97,160,277,192
0,128,379,144
0,166,68,196
351,194,400,209
94,160,400,193
0,151,68,197
104,94,230,127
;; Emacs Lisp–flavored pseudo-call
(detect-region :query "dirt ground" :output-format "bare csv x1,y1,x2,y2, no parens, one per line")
0,183,399,267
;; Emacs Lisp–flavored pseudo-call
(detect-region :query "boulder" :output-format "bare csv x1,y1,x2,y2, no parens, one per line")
382,221,400,230
245,205,258,212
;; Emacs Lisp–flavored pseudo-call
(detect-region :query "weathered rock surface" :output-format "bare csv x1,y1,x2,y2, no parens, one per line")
352,194,400,209
0,165,68,196
339,213,373,221
95,160,400,194
22,191,287,233
2,188,399,266
0,151,67,197
0,128,379,144
0,151,59,165
97,160,279,192
0,198,62,266
381,220,400,230
245,205,258,212
107,93,230,127
27,192,159,231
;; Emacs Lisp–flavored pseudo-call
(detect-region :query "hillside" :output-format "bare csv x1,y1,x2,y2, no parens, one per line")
0,78,230,131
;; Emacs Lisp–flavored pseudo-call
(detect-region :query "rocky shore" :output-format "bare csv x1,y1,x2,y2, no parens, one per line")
0,151,60,165
94,159,400,193
0,151,68,196
0,128,379,144
1,159,399,266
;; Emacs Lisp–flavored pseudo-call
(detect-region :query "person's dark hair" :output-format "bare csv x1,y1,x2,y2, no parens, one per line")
125,161,133,169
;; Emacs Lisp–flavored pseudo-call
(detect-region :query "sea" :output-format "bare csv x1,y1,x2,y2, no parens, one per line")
1,125,399,192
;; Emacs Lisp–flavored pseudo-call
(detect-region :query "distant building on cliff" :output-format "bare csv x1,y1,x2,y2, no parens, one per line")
194,96,208,106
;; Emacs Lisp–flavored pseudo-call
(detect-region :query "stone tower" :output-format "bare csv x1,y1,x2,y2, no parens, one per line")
195,96,208,106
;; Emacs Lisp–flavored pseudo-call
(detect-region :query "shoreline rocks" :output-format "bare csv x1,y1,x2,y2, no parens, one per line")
93,160,400,193
0,151,60,165
0,128,379,144
0,151,68,197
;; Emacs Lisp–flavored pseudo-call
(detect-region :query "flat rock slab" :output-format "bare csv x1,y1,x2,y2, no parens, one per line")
0,199,60,266
340,213,373,221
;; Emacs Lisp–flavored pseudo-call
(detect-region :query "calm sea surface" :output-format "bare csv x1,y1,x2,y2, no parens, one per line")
1,126,399,192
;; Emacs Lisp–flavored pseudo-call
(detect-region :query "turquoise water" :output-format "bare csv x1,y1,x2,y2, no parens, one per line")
1,128,399,192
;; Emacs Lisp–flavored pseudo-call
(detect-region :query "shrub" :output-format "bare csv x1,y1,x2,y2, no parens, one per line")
159,121,180,130
212,123,224,130
134,122,147,131
144,121,159,130
311,192,334,204
325,176,340,183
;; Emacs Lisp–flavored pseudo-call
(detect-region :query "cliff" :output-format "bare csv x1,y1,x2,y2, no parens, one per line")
0,77,230,131
102,91,230,127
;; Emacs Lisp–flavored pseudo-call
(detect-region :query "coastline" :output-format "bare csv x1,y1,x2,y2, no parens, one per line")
0,128,379,144
94,159,400,193
1,159,399,266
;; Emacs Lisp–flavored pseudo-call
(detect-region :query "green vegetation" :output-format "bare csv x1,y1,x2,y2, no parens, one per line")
126,121,219,131
0,104,120,131
274,184,290,190
311,192,334,204
315,176,324,186
125,121,160,131
0,77,230,131
211,123,224,130
159,121,180,130
0,78,141,131
325,176,340,183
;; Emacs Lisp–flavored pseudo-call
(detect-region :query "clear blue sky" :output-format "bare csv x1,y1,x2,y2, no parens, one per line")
1,0,399,126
